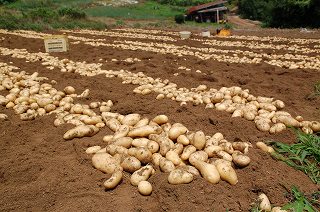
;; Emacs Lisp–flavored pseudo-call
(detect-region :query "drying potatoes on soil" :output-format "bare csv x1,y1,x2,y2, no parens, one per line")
85,112,253,195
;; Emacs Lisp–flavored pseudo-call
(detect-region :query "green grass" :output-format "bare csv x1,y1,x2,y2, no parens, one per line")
283,186,318,212
270,131,320,184
85,1,186,20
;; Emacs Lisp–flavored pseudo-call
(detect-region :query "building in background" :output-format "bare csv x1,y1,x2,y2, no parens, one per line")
186,0,228,23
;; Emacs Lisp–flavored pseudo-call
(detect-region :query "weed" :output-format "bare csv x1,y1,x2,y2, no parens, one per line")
283,186,317,212
270,130,320,184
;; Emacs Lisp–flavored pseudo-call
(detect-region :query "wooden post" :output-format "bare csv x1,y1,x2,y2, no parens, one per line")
216,10,219,23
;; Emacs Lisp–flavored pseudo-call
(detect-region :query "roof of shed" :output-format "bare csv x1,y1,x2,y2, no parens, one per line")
186,0,227,15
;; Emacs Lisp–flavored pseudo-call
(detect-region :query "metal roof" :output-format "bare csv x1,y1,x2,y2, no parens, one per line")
186,0,227,15
198,6,228,13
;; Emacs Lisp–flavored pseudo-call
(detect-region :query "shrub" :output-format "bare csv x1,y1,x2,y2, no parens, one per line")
0,0,16,5
58,7,86,19
174,14,185,24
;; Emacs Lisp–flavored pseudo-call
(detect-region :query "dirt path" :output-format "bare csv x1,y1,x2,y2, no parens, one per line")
228,15,261,29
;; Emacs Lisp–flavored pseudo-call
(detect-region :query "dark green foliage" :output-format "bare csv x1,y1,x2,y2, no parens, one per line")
0,0,16,5
283,186,317,212
155,0,213,7
58,7,86,19
271,131,320,184
174,14,185,24
238,0,320,28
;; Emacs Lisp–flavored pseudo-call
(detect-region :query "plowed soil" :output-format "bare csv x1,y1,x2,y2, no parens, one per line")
0,29,319,212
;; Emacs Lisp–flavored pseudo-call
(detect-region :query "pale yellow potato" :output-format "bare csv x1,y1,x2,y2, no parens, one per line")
134,118,149,128
113,137,133,148
204,145,223,157
64,86,75,95
219,142,234,154
147,140,160,153
181,145,196,161
256,142,274,153
214,159,238,185
192,131,206,150
105,118,121,132
106,144,128,156
63,125,99,140
128,125,162,137
189,151,208,164
132,138,150,147
168,125,188,140
232,151,251,167
168,169,193,185
121,113,141,126
159,157,175,172
166,150,182,166
85,146,102,154
152,115,169,125
259,193,272,212
216,150,233,162
92,152,120,174
134,147,152,164
121,156,141,173
138,181,152,196
103,170,123,190
177,135,190,145
130,165,154,186
113,125,130,140
192,160,220,184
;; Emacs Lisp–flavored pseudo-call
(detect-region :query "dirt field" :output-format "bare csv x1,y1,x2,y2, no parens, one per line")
0,28,319,212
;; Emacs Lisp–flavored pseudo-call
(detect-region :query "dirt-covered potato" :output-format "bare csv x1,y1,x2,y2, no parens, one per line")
121,156,141,173
192,131,206,150
128,125,162,137
85,146,101,154
92,152,121,174
159,157,175,172
130,165,154,186
152,115,169,125
166,150,183,166
113,137,133,148
232,151,251,167
181,145,197,161
168,169,193,184
103,170,123,190
259,193,272,212
214,159,238,185
192,160,220,184
63,125,99,140
121,113,141,126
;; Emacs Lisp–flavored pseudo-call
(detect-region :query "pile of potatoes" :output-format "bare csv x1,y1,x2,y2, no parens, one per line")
62,29,177,42
0,62,113,140
86,113,252,195
1,47,319,135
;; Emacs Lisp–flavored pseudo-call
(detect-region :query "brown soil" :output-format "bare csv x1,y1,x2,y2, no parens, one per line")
0,29,319,212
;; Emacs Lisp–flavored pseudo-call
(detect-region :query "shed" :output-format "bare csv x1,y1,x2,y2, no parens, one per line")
186,0,228,23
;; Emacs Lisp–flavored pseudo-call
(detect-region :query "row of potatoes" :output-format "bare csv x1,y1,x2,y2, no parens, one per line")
85,113,252,195
1,46,319,136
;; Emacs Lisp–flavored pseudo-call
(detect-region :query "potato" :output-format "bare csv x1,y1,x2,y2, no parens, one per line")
216,150,233,162
204,145,223,157
181,145,197,161
147,140,160,153
256,142,274,153
152,115,168,125
259,193,272,212
113,137,132,148
192,131,206,150
161,122,172,132
106,145,128,156
134,147,152,164
92,152,120,174
130,165,154,186
99,106,110,113
273,100,285,109
232,142,249,154
103,170,123,190
311,121,320,132
168,125,188,140
271,207,287,212
178,165,200,176
173,143,184,155
103,135,114,143
64,86,75,95
113,125,130,140
152,153,162,167
219,142,234,154
269,123,286,134
128,125,162,137
85,146,102,154
121,156,141,173
158,137,174,156
159,157,175,172
214,159,238,185
105,118,121,132
255,119,271,132
232,151,251,167
168,169,193,185
134,118,149,128
166,150,183,166
192,160,220,184
121,113,141,126
277,115,300,127
138,181,152,196
63,125,99,140
189,151,208,164
301,126,313,134
132,138,150,147
177,135,190,145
